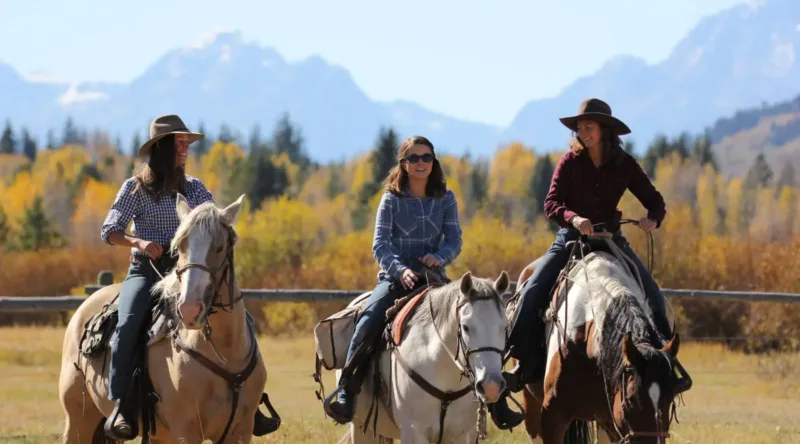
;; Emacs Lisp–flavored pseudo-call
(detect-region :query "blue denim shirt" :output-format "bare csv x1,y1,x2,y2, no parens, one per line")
372,188,463,282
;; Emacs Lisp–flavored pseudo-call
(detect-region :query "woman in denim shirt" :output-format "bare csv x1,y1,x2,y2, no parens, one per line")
324,135,463,424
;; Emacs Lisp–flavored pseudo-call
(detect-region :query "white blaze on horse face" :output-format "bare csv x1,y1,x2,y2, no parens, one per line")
460,299,506,403
177,227,213,328
648,382,661,420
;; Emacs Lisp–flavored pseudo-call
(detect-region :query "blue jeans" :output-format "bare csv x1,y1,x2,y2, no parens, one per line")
506,228,670,362
108,260,159,401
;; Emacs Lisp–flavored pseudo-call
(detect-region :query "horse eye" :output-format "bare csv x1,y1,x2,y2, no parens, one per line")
216,246,224,253
461,324,470,333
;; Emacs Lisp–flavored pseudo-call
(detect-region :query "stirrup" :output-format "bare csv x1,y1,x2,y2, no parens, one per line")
104,400,138,441
253,393,281,436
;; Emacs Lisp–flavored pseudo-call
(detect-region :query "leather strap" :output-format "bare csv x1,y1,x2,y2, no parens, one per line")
172,321,259,444
392,348,472,444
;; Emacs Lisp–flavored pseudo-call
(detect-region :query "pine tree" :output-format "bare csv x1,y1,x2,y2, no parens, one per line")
248,124,263,153
691,133,717,170
62,117,80,145
744,153,773,189
0,119,16,155
218,123,235,143
46,129,57,150
467,161,489,209
15,197,65,251
271,113,307,167
22,128,37,161
130,133,142,157
623,140,636,158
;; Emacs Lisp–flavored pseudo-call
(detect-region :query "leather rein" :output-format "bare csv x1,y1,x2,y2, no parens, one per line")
168,223,258,444
391,285,504,444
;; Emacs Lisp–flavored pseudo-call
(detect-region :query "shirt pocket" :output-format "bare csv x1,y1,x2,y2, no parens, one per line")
393,199,420,237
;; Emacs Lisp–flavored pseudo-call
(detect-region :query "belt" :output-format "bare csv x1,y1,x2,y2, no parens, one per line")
131,249,177,275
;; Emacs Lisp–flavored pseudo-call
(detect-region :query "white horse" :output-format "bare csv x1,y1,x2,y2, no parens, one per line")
337,271,512,444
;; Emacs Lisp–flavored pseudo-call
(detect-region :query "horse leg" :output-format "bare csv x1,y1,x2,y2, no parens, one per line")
59,361,105,444
522,385,544,442
346,422,390,444
218,415,255,444
539,403,570,444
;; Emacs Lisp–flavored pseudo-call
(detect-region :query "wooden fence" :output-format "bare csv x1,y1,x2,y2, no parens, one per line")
1,271,800,313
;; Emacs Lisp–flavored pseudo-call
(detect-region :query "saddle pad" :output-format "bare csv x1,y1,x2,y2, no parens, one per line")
391,286,433,345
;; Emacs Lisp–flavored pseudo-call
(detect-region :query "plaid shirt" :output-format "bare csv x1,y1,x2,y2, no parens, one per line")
373,188,463,281
100,175,214,258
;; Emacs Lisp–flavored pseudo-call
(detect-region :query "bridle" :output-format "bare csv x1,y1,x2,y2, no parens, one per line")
389,282,506,444
173,223,243,323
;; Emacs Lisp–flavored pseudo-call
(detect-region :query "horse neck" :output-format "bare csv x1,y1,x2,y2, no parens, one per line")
411,290,464,387
181,273,251,361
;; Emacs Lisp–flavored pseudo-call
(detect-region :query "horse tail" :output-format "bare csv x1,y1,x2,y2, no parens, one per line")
563,419,593,444
91,418,121,444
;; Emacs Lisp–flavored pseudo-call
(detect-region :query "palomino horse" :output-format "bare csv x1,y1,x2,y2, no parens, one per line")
59,194,278,443
510,234,691,443
336,271,512,444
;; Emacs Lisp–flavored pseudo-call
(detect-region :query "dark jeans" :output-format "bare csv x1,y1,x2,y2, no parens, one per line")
506,228,670,362
108,260,161,401
335,279,398,401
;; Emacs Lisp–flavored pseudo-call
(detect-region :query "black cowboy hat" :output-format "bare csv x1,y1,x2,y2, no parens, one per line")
559,98,631,136
138,114,204,157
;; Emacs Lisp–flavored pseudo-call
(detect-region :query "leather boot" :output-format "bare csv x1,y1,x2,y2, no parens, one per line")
104,399,138,440
502,356,537,393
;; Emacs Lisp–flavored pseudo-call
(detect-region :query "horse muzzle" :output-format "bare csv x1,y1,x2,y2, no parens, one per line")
475,374,506,404
178,300,207,329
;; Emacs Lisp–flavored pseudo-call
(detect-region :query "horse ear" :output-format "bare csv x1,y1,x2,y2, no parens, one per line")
220,194,245,226
460,271,473,295
662,332,680,357
176,193,191,221
622,332,645,369
494,270,510,295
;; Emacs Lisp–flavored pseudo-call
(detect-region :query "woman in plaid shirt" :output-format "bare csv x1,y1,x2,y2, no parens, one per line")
99,115,214,439
324,135,463,425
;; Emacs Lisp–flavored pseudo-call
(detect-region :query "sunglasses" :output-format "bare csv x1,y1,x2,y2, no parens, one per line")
403,153,435,164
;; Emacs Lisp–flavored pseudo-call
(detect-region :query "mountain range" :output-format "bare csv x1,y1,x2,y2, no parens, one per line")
0,0,798,162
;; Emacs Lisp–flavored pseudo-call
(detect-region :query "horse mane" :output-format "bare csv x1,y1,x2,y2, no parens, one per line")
152,201,224,305
598,293,667,393
408,276,503,326
573,250,671,395
567,251,648,348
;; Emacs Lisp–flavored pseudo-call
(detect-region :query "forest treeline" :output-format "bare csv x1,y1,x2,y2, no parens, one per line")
0,114,798,352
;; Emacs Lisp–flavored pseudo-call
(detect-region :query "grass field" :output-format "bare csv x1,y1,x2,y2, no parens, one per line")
0,326,799,443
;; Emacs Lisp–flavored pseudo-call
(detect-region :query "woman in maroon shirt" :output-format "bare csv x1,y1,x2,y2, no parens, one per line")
488,98,672,430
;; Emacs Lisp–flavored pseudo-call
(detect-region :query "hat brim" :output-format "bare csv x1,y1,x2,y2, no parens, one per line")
559,112,631,136
138,131,204,157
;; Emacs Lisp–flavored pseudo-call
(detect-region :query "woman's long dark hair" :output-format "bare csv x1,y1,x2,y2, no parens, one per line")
133,135,186,202
569,122,625,165
384,135,447,198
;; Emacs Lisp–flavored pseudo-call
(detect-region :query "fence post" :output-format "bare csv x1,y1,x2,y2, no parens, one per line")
97,271,113,287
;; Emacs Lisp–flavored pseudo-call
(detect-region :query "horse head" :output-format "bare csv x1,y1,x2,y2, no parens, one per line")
158,193,245,330
612,329,692,443
456,270,511,404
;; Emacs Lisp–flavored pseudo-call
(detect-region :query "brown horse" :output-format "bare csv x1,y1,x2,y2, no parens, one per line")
507,236,691,443
59,194,276,443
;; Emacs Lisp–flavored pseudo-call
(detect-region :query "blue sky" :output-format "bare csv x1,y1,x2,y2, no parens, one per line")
0,0,747,127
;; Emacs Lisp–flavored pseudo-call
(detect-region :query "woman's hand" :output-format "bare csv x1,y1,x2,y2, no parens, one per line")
571,216,594,236
419,253,442,269
135,239,163,260
637,217,657,232
400,268,418,290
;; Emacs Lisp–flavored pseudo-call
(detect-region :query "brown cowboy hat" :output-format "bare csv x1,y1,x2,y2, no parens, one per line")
559,98,631,135
138,114,204,157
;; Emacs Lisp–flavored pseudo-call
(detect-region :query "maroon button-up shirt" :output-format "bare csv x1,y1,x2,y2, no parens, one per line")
543,150,666,232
